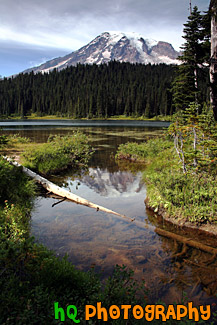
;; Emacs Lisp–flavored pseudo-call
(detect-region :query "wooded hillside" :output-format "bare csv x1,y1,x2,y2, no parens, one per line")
0,62,209,119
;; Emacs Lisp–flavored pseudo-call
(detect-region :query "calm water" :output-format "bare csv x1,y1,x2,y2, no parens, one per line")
1,120,217,306
0,119,170,128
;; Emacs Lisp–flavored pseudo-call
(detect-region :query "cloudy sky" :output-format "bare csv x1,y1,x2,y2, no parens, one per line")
0,0,210,77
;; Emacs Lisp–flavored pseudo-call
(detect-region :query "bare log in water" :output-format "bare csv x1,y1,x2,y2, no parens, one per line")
4,156,134,222
155,227,217,255
3,156,217,256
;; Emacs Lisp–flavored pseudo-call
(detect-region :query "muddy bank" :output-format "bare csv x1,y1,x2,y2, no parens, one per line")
145,197,217,238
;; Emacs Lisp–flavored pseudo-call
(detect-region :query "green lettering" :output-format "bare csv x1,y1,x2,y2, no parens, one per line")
67,305,80,323
54,302,65,322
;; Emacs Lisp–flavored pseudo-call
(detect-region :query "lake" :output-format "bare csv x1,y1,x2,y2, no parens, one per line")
1,120,217,306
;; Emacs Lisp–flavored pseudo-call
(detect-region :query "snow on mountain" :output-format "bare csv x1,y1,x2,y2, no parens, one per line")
77,167,146,198
23,31,180,74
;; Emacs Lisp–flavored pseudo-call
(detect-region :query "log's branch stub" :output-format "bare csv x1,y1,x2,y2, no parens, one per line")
3,156,134,222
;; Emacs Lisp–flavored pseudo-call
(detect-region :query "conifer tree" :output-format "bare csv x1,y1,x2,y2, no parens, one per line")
0,62,191,118
172,6,210,111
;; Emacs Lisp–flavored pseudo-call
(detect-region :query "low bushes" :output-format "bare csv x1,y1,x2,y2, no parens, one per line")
116,137,217,224
0,157,36,207
115,138,172,162
22,132,93,175
143,149,217,223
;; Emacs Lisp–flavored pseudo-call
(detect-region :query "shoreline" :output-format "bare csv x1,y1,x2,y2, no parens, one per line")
0,114,173,122
116,139,217,239
145,197,217,238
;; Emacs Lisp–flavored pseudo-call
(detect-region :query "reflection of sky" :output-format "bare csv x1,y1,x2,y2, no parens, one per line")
53,167,147,220
0,120,170,127
29,124,217,306
66,168,146,198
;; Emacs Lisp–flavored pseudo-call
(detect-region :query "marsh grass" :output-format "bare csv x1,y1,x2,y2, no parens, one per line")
21,132,93,175
116,138,172,162
0,157,36,207
116,137,217,224
9,113,173,121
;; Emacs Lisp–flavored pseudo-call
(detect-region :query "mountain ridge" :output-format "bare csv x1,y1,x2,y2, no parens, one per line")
23,31,180,74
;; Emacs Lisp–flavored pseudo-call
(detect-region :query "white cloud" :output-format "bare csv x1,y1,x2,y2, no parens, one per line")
0,0,210,76
0,0,210,51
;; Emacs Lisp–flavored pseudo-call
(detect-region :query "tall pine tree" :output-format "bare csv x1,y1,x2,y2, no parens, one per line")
172,6,210,111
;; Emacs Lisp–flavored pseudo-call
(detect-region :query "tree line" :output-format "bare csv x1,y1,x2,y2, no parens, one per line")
0,3,214,119
0,61,209,119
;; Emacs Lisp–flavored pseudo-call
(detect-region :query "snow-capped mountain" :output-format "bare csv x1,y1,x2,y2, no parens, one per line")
70,167,145,198
23,32,180,74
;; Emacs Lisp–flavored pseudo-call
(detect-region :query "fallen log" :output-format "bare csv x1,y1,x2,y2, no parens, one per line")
3,156,217,256
4,156,134,222
155,227,217,256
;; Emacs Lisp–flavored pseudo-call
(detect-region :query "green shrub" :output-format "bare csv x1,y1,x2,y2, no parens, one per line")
0,157,36,207
116,137,217,224
0,135,9,147
7,134,31,144
115,138,172,161
22,132,93,174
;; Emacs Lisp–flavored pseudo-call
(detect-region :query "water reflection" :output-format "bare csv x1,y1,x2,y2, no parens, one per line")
32,191,217,306
71,168,144,197
0,119,170,128
4,124,215,307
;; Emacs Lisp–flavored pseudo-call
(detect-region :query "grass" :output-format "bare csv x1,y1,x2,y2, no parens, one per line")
116,137,217,224
0,134,41,160
116,138,172,162
1,133,94,175
21,132,93,175
0,157,36,207
1,113,174,121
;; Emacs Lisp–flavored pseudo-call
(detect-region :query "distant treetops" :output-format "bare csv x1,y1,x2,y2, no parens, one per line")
0,61,209,119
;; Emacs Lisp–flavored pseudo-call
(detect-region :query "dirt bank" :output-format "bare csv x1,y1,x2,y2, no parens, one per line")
145,197,217,238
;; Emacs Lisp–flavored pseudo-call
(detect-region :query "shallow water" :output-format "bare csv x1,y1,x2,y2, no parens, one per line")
1,122,217,306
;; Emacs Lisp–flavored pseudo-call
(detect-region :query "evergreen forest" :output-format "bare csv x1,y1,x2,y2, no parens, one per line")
0,61,209,119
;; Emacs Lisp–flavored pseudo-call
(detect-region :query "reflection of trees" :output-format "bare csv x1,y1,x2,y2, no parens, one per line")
145,212,217,304
89,146,118,172
116,158,146,173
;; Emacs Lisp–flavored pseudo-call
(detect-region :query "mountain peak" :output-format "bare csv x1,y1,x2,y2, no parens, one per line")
23,32,180,74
